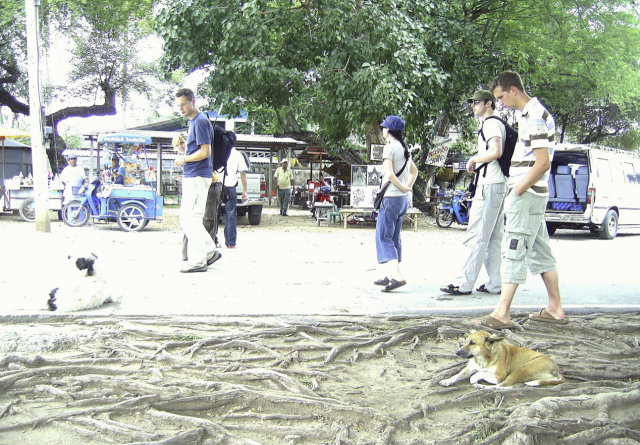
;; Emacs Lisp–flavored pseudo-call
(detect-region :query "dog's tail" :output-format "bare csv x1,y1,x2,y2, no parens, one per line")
525,376,565,386
47,288,59,311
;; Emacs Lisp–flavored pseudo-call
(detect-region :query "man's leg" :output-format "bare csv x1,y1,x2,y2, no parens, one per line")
182,235,188,261
224,186,238,247
452,188,487,293
277,189,285,215
283,189,291,215
483,184,507,293
180,177,214,269
526,196,565,320
486,191,533,323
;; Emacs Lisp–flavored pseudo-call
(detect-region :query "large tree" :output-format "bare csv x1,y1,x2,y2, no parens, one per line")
156,0,505,154
0,0,171,171
156,0,640,161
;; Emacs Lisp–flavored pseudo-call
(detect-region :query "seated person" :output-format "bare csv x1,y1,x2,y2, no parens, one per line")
311,185,333,217
112,157,125,185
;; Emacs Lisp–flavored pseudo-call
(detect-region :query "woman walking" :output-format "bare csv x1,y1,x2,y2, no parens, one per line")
375,115,418,292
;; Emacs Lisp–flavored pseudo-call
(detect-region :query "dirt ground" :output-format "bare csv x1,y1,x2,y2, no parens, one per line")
2,204,640,444
1,312,639,445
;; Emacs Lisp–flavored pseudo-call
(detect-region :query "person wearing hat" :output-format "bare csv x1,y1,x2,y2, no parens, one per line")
59,154,85,205
375,115,418,292
440,89,507,296
273,158,294,216
111,156,125,185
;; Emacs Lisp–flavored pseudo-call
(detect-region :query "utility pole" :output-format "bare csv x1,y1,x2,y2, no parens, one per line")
26,0,50,232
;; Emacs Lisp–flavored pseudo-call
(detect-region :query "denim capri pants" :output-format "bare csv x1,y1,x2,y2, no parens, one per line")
375,195,408,263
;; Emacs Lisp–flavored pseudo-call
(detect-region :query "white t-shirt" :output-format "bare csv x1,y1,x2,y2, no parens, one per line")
477,117,507,185
218,148,248,187
383,140,412,197
60,164,85,201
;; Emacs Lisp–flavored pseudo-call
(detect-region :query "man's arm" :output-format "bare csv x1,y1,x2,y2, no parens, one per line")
514,147,551,196
175,143,211,166
240,172,248,200
467,137,503,173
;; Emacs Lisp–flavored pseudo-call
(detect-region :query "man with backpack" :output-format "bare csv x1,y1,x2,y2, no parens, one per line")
174,88,219,273
440,90,508,296
473,71,567,329
218,147,248,248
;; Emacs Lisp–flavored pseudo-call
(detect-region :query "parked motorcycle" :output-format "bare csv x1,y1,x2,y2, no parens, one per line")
436,190,471,228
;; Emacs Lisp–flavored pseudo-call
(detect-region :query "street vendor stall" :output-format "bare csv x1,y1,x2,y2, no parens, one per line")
0,127,64,222
61,133,163,232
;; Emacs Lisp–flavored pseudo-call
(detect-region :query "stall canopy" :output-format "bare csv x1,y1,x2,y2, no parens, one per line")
98,134,153,144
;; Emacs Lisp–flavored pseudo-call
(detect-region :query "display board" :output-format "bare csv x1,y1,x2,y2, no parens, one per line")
350,164,413,209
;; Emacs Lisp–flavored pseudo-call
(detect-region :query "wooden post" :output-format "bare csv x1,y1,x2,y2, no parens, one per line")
157,142,163,195
26,0,50,232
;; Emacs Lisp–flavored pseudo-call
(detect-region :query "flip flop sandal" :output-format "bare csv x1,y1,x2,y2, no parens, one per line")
472,315,515,330
374,277,390,286
440,284,471,295
529,308,569,324
382,279,406,292
476,284,491,293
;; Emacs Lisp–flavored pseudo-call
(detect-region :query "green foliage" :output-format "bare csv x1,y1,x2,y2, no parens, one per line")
155,0,503,152
155,0,640,155
62,133,84,149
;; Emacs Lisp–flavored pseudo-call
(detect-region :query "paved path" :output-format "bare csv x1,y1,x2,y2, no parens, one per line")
2,207,639,318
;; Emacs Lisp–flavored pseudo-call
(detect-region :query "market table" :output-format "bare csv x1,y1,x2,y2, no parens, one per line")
338,207,421,230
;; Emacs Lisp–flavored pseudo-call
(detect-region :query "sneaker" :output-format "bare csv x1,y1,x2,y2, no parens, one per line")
180,264,208,273
207,251,222,266
227,245,236,249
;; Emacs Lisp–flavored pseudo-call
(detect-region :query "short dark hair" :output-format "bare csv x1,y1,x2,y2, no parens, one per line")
175,88,195,102
489,71,525,94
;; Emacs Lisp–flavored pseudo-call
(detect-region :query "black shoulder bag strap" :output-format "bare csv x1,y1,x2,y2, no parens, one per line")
472,116,502,194
380,155,410,198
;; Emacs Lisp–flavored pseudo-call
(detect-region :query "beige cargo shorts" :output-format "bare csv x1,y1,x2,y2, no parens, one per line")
501,189,557,284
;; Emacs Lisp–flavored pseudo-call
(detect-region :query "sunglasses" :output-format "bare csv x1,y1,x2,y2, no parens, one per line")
472,100,483,105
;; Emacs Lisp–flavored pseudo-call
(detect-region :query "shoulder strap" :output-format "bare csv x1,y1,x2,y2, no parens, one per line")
476,115,507,178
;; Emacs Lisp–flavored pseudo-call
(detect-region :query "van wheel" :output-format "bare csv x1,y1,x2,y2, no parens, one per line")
237,207,247,217
599,210,618,239
546,222,557,236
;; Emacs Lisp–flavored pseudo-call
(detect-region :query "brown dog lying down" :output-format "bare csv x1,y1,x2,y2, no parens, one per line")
439,330,564,388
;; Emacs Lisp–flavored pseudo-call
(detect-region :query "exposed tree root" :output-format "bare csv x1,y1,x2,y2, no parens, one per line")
1,313,639,444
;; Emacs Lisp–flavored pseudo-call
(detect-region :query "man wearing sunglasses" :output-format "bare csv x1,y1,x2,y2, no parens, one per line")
440,90,507,296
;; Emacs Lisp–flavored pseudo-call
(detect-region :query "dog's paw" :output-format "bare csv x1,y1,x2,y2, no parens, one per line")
470,374,482,384
472,382,491,390
439,377,456,387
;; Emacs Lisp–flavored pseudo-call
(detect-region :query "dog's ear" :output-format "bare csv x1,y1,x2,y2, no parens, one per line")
485,335,505,346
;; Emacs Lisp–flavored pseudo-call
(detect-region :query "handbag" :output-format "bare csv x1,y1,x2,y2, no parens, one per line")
373,157,409,210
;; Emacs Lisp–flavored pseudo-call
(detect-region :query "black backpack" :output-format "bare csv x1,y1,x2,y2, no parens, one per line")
476,115,518,178
212,125,237,171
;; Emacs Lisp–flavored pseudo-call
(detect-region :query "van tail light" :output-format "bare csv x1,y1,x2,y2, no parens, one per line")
587,187,595,205
260,177,266,198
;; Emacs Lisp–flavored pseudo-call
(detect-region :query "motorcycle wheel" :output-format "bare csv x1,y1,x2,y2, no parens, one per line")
436,209,454,228
62,201,90,227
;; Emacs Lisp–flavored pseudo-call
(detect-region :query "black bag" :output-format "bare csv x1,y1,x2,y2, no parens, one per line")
221,185,230,203
373,157,409,210
472,116,518,197
212,126,237,172
476,116,518,178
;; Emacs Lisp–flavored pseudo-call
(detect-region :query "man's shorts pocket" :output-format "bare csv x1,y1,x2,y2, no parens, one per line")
503,233,527,261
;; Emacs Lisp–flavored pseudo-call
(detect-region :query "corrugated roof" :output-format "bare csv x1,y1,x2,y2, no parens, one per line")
83,129,306,148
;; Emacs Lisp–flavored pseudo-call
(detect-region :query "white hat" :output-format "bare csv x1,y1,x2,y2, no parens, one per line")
281,158,288,164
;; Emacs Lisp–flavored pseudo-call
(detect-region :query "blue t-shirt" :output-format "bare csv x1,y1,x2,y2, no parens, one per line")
184,112,213,178
114,165,125,184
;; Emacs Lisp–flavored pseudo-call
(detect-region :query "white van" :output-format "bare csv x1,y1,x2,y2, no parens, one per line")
545,144,640,239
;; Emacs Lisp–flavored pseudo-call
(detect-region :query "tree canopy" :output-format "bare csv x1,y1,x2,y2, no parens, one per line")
0,0,174,170
156,0,640,155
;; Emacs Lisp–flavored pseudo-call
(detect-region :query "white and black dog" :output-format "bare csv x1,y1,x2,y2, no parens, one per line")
48,253,114,312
